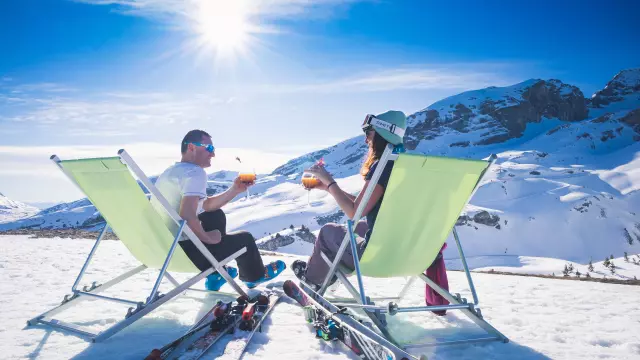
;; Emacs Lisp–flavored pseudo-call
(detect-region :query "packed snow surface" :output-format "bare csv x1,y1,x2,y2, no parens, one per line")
1,235,639,360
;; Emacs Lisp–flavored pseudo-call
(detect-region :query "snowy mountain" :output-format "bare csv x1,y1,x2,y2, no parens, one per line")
271,136,368,178
589,68,640,116
2,68,640,267
0,193,38,223
0,171,241,231
404,78,588,151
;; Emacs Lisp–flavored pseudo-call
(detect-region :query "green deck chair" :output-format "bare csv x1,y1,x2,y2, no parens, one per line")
27,149,248,342
316,144,508,351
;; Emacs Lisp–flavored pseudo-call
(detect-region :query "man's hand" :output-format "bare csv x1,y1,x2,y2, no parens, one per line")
231,176,254,194
204,229,222,245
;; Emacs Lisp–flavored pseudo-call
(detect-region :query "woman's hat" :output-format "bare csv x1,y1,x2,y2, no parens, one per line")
361,110,406,145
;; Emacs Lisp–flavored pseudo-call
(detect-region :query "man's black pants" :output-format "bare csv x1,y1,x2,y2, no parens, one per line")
179,209,265,282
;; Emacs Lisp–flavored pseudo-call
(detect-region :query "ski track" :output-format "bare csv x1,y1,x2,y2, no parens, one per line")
1,236,640,360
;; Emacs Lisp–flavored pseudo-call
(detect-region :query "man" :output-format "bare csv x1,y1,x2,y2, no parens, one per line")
151,129,285,290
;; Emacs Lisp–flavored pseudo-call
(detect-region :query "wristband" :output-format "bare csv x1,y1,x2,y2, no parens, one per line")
327,181,337,190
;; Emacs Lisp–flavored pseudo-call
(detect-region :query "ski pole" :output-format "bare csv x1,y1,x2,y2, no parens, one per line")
144,301,229,360
143,320,212,360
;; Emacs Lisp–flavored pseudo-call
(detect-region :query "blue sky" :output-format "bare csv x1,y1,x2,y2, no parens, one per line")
1,0,639,203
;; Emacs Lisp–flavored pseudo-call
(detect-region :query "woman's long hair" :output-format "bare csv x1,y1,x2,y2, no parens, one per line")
360,131,389,179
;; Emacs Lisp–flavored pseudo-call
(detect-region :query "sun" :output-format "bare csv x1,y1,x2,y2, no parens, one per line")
190,1,256,61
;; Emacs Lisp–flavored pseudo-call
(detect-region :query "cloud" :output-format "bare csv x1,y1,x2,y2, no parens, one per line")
0,88,231,130
0,62,516,132
13,83,77,93
76,0,366,21
258,64,518,94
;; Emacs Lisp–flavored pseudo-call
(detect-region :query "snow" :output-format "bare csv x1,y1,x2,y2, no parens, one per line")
446,255,640,280
588,69,640,117
4,70,640,268
0,194,38,223
254,228,315,256
270,238,314,256
5,123,640,264
598,151,640,195
610,68,640,89
3,125,640,264
418,79,538,118
1,70,640,358
1,235,640,360
559,191,591,202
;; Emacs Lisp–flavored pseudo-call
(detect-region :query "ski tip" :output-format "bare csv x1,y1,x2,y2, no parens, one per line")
282,280,296,295
143,349,161,360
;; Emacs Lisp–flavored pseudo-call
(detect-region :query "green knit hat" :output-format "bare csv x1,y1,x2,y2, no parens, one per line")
362,110,406,145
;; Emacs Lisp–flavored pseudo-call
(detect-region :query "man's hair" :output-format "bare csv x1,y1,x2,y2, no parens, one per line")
181,129,211,153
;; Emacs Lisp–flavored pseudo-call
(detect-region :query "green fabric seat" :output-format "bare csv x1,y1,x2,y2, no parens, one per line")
60,157,199,273
359,154,488,277
317,149,508,351
28,150,249,343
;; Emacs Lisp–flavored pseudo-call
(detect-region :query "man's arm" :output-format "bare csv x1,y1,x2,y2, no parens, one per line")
202,187,241,212
180,196,221,244
202,177,252,212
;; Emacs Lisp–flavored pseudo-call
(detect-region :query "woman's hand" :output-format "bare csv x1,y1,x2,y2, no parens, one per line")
305,165,334,189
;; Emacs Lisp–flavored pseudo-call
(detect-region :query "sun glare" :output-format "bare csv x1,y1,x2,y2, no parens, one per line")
191,1,255,61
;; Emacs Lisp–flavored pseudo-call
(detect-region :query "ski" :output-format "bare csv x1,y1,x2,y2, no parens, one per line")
169,297,248,360
283,279,419,360
217,290,283,359
144,300,227,360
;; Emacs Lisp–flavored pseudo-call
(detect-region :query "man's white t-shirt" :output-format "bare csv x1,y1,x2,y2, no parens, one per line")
151,162,207,237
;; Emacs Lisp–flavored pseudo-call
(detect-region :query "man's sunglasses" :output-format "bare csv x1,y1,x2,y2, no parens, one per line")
185,142,215,153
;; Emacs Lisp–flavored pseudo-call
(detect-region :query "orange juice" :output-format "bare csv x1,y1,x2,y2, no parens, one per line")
239,173,256,183
301,174,320,189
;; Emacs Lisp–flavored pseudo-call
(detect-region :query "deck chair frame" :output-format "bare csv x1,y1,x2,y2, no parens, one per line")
317,144,508,350
27,149,248,342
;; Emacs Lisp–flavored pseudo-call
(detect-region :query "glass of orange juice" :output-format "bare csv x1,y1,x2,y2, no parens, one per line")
301,158,326,205
301,172,320,205
238,171,256,199
239,173,256,183
301,172,320,189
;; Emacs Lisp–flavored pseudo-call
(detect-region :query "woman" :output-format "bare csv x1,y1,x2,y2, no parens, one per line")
292,110,406,290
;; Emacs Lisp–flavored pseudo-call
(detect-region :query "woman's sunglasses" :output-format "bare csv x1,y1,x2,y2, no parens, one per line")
362,125,374,134
185,142,215,153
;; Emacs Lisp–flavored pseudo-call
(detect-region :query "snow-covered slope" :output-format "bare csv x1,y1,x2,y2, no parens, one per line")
271,136,368,179
0,171,242,230
2,68,640,268
2,235,640,360
0,193,38,223
447,254,640,281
